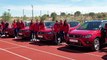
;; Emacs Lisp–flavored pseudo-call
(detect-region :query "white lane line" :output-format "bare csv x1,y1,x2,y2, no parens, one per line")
4,45,30,50
0,40,75,60
85,53,101,57
0,48,31,60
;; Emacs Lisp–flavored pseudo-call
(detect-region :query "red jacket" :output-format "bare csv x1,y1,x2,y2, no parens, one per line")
16,22,21,29
53,23,60,33
20,22,25,29
1,22,5,29
34,23,39,32
12,22,17,28
29,23,34,31
39,23,45,30
59,23,64,31
63,24,70,33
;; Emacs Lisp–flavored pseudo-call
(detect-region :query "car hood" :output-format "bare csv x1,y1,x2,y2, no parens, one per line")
21,27,29,30
69,29,99,35
39,28,52,32
69,24,80,31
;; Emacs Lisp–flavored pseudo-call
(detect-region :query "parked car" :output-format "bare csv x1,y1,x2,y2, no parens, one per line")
4,27,15,37
66,20,107,51
37,21,55,40
18,21,30,39
37,21,80,45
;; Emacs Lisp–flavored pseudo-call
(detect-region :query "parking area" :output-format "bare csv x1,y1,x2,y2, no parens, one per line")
0,38,107,60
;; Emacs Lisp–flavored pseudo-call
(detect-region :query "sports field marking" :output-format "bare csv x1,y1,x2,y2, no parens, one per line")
0,40,75,60
0,48,31,60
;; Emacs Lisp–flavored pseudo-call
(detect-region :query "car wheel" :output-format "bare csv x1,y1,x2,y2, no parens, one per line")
92,38,100,51
54,38,61,45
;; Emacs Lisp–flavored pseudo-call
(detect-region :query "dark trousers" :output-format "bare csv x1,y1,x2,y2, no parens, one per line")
30,30,35,39
55,31,64,42
2,28,6,35
14,28,20,37
59,31,64,38
35,31,38,39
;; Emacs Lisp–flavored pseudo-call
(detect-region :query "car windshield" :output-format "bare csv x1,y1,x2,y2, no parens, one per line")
25,22,30,27
45,22,55,28
77,22,101,30
68,22,79,27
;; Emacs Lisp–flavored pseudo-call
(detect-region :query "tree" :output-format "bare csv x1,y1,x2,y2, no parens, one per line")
89,12,95,19
60,12,66,16
23,15,27,20
51,12,57,21
41,14,48,21
89,12,95,17
97,14,102,19
2,11,11,21
74,11,81,16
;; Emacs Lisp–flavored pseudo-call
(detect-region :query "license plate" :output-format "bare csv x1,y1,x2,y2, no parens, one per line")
5,31,8,33
70,39,78,43
38,35,43,38
19,33,23,35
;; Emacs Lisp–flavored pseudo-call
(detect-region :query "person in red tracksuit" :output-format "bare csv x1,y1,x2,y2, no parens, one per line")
29,19,35,40
33,19,39,41
59,20,64,42
12,19,17,38
53,20,60,44
39,20,45,30
62,20,70,39
0,23,2,35
20,20,25,29
105,23,107,38
1,20,5,35
15,19,21,38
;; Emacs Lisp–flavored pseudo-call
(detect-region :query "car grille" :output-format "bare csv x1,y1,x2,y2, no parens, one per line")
38,32,45,34
69,34,82,38
19,30,25,32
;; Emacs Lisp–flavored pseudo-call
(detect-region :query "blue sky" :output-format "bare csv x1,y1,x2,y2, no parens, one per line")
0,0,107,17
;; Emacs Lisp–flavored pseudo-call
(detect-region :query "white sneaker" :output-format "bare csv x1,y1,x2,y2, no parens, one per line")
1,35,5,37
30,39,33,42
2,35,5,36
14,37,17,39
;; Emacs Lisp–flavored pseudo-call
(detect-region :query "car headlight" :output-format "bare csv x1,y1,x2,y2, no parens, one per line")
5,31,8,33
84,34,92,38
25,30,30,32
67,34,69,37
47,32,53,34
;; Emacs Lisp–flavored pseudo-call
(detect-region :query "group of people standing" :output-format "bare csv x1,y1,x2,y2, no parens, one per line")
0,20,9,37
53,20,70,43
0,19,70,43
11,19,25,39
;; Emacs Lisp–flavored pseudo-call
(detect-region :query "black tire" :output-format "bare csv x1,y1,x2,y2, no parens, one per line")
92,38,100,51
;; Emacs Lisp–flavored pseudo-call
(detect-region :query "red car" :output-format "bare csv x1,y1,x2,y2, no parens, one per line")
37,21,80,44
37,21,55,40
18,21,31,39
4,27,15,37
66,20,107,51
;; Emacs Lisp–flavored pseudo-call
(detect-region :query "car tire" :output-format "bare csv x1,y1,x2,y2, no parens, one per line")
92,38,100,51
54,37,61,45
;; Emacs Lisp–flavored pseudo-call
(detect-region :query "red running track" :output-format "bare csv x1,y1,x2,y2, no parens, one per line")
0,38,107,60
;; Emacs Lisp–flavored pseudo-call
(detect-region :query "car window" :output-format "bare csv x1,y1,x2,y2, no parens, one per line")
25,22,30,26
45,22,55,28
68,22,79,27
77,22,101,30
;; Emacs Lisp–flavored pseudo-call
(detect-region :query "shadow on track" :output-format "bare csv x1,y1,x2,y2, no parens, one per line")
57,45,94,53
12,38,30,42
99,44,107,60
29,41,63,46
